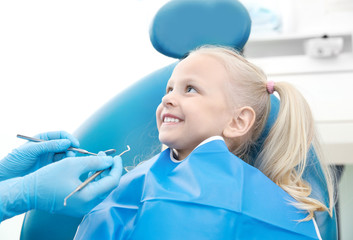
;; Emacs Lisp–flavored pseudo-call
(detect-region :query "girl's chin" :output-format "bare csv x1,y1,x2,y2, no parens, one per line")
159,138,178,150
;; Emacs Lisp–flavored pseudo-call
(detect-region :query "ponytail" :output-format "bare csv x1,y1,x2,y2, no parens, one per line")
256,82,334,220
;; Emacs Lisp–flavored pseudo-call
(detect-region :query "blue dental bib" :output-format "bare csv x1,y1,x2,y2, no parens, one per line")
75,139,320,240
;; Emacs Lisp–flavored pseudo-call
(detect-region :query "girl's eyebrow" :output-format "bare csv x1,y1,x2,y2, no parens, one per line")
177,77,200,85
166,76,202,91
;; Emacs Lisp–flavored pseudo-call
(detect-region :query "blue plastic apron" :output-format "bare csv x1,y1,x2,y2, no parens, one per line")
75,139,320,240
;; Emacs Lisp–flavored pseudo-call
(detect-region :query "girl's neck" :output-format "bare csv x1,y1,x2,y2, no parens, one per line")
172,136,224,161
172,149,189,161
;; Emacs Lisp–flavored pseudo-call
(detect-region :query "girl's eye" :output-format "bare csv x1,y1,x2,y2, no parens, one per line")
186,86,197,93
166,87,173,94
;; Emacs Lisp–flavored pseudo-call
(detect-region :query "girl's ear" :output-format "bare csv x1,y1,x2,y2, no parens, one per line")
223,106,256,138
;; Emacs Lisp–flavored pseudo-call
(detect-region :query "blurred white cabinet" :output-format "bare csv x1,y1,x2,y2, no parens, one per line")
245,33,353,165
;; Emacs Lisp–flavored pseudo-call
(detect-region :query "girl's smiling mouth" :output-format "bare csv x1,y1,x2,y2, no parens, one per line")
161,114,182,124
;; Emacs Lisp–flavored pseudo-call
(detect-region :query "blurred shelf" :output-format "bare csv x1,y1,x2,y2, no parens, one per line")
249,52,353,76
244,31,353,58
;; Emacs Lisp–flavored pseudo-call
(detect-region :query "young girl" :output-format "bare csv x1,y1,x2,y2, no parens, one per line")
74,46,334,240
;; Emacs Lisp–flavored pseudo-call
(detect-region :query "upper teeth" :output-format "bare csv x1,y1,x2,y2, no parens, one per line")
164,117,180,123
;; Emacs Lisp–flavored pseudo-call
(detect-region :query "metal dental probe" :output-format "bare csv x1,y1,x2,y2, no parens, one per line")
17,134,117,156
63,145,130,206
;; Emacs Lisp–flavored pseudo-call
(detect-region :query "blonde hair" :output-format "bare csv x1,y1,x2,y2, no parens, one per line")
188,45,335,221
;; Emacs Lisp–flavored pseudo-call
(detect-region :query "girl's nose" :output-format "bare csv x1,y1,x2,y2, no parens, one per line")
162,92,177,107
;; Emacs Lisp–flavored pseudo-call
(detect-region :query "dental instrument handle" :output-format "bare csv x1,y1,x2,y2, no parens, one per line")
16,134,116,156
63,145,130,206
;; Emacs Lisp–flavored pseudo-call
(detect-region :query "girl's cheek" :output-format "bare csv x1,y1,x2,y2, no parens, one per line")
156,104,163,126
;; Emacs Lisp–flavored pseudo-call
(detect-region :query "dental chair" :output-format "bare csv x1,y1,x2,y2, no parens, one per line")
19,0,338,239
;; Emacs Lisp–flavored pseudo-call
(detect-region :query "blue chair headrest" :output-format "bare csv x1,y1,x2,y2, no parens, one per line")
150,0,251,58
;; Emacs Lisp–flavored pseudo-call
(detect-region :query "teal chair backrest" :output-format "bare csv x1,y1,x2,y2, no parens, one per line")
20,1,337,239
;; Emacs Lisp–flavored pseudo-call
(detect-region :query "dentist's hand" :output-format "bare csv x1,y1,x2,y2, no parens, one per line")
0,153,122,221
24,152,123,217
0,131,79,181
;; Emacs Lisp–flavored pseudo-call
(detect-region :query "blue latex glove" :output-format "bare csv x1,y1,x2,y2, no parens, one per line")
0,131,80,181
0,153,122,221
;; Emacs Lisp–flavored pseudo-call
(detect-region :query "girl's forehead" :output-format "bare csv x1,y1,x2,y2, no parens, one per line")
173,53,227,77
166,54,233,93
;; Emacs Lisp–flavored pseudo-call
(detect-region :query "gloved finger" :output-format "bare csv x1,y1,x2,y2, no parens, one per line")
91,152,115,179
76,155,114,174
82,156,122,196
66,151,76,158
34,139,72,156
86,152,110,178
97,151,107,157
57,131,79,148
36,131,80,148
108,156,123,180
